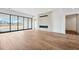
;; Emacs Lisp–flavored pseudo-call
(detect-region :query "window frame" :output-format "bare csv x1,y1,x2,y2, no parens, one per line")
0,12,32,33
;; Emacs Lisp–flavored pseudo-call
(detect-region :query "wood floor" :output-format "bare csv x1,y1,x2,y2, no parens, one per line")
66,30,79,35
0,30,79,50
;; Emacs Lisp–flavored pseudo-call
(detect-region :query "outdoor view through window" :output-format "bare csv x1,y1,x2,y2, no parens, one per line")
0,13,32,32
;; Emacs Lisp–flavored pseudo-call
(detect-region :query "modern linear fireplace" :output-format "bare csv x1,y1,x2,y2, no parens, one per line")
39,25,48,28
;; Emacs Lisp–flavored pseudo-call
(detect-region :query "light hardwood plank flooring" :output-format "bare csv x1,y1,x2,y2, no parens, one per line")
0,30,79,50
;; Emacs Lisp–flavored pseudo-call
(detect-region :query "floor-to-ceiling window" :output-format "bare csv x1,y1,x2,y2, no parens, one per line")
11,15,18,31
24,18,29,29
0,13,32,33
0,14,10,32
28,18,32,29
18,17,23,30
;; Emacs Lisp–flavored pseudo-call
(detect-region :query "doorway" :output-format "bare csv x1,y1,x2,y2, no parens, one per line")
65,14,78,35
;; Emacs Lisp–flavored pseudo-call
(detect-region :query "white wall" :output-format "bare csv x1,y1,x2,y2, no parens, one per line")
48,12,53,32
51,9,65,34
32,16,39,30
37,9,65,34
66,15,76,31
39,16,48,26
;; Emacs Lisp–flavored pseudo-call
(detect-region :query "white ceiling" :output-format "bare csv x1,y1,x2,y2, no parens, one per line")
10,8,79,17
11,8,53,16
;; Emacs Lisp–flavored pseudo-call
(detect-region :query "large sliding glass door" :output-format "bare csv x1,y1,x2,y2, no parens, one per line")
0,14,10,32
0,13,32,33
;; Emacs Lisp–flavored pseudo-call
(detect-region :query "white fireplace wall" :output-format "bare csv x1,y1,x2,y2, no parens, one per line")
38,12,53,32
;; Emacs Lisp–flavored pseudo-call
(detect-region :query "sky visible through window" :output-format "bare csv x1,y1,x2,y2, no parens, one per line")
0,15,32,32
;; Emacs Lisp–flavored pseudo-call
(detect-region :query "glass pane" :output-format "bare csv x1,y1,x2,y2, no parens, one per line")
0,14,10,32
29,18,32,28
11,15,17,30
24,18,29,29
19,17,23,29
